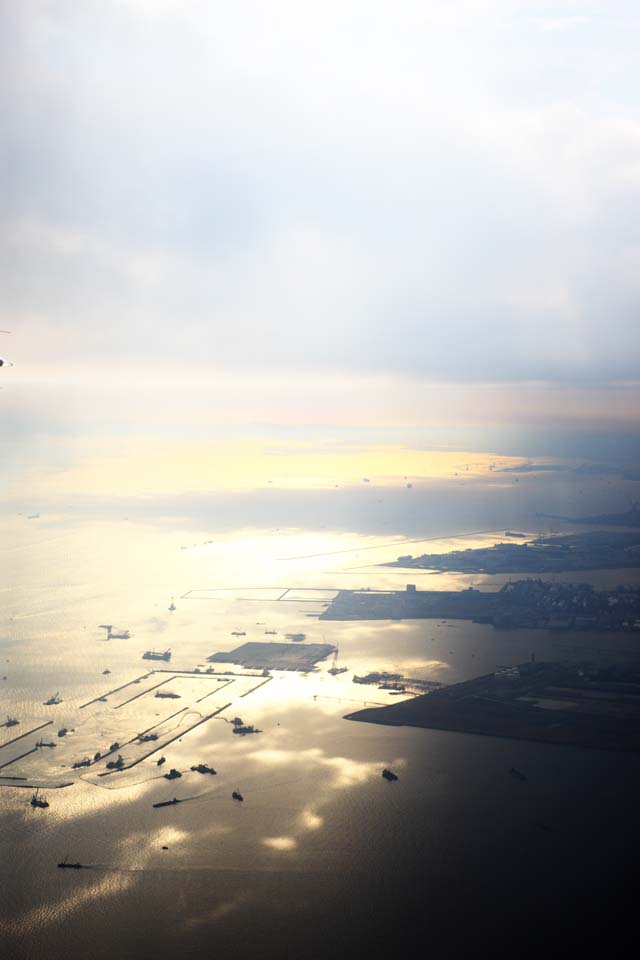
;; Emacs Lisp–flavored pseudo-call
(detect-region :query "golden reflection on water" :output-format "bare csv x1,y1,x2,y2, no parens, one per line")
0,872,134,937
12,439,522,497
300,807,324,831
246,746,385,790
262,836,297,851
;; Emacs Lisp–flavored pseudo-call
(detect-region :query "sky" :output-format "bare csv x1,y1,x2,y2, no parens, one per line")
2,1,640,444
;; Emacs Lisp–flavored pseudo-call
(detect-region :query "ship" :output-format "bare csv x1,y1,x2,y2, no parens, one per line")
4,717,19,727
37,739,56,748
110,630,130,639
232,790,244,801
382,768,399,782
44,692,62,705
155,690,180,699
30,789,49,808
138,732,159,742
231,724,261,736
231,631,246,637
164,768,182,780
285,633,306,641
142,649,171,661
58,857,83,869
153,797,182,808
190,763,217,775
264,629,277,635
72,757,91,769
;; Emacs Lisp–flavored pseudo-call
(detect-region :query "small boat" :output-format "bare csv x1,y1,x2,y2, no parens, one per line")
508,767,527,781
153,797,182,808
285,633,306,641
57,727,68,738
44,692,62,705
190,764,216,775
58,857,83,869
232,790,244,801
142,649,171,661
3,717,19,728
157,756,166,766
30,789,49,808
168,602,176,612
231,631,246,637
102,669,111,675
382,768,398,782
231,724,261,736
164,768,182,780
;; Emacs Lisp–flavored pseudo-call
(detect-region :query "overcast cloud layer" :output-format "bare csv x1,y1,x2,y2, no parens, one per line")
3,1,640,384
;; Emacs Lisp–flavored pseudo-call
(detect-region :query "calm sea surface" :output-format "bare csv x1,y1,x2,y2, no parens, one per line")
2,489,640,957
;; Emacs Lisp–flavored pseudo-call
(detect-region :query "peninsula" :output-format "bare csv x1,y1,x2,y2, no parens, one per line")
385,530,640,575
345,661,640,752
536,506,640,528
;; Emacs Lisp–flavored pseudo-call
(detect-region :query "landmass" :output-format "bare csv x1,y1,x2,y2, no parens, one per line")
536,505,640,528
208,641,335,671
385,530,640,574
345,661,640,752
319,580,640,631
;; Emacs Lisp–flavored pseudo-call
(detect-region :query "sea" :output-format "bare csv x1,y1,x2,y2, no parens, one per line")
2,463,640,958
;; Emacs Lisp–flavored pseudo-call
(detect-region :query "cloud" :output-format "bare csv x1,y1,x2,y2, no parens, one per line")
2,1,640,384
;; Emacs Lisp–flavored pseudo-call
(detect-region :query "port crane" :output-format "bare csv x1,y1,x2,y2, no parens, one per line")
327,647,348,676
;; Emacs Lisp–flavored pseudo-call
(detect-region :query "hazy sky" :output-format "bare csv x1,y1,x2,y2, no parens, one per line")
2,1,640,423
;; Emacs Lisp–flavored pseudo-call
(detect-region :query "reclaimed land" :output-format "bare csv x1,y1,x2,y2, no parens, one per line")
385,530,640,574
345,661,640,752
208,641,335,671
319,580,640,632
